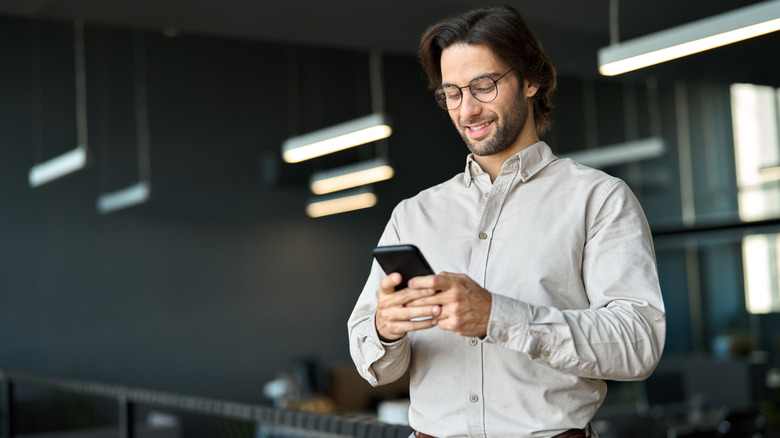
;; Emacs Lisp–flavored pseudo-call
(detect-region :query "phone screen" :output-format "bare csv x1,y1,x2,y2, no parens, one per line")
373,244,435,291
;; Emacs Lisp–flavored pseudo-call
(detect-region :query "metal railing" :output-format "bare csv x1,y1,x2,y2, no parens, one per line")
0,370,412,438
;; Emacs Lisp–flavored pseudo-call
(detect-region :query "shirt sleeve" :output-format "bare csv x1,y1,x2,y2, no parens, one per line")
347,210,412,386
485,179,666,381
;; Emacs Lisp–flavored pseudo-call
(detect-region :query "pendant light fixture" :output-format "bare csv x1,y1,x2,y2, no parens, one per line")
305,187,378,218
309,157,394,195
302,49,394,217
599,0,780,76
28,20,88,187
96,32,152,214
562,78,666,169
282,113,392,163
281,47,393,164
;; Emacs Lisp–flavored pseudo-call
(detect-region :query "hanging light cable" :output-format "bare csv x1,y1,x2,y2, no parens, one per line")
96,31,152,214
282,48,393,164
307,49,395,196
28,20,89,187
599,0,780,76
305,49,394,216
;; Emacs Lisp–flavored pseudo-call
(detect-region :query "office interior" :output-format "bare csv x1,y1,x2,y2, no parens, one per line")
1,0,780,437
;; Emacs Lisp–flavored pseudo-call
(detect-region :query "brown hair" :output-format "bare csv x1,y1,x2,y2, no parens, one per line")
418,5,557,136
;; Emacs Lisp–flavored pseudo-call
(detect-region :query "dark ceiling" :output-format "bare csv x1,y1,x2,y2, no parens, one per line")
1,0,778,85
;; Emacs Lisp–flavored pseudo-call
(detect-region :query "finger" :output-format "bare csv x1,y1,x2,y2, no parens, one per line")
382,301,438,319
379,273,403,294
377,304,440,340
378,288,437,314
410,305,442,321
385,317,439,337
407,290,447,308
407,273,448,291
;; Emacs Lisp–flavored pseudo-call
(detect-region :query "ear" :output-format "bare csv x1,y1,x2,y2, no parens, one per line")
525,81,539,98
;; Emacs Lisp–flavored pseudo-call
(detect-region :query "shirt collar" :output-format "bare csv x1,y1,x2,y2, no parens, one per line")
462,141,557,186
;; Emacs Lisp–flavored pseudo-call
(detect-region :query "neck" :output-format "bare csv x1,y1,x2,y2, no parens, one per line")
473,130,540,183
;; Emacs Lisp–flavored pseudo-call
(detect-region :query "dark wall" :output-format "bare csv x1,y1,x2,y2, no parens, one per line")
2,14,779,409
0,16,462,403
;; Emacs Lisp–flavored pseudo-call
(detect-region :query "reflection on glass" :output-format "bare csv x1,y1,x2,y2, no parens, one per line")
731,83,780,221
743,233,780,314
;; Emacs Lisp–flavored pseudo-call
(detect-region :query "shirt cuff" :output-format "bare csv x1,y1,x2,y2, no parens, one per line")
485,293,530,349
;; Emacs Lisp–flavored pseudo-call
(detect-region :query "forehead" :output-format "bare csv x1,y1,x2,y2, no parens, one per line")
440,44,509,84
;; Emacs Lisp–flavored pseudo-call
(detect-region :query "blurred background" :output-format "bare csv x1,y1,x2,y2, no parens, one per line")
1,0,780,437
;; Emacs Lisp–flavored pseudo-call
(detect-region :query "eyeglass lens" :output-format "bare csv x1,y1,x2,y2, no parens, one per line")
435,77,499,110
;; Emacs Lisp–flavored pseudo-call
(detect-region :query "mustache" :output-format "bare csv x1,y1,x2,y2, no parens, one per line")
458,117,495,128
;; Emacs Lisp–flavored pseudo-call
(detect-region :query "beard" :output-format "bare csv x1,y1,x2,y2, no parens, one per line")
456,92,529,157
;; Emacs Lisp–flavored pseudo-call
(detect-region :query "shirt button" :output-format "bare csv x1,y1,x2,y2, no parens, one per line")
499,333,508,343
469,338,478,346
521,171,528,178
479,232,488,239
484,192,489,198
470,394,479,403
542,350,551,357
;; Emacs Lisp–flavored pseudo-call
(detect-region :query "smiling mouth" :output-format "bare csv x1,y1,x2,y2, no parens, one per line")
465,120,493,138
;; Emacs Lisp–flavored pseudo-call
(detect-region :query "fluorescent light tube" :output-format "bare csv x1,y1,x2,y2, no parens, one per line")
310,157,394,195
282,113,392,163
306,187,377,218
599,1,780,76
562,137,665,168
28,147,88,187
29,21,90,188
96,181,150,214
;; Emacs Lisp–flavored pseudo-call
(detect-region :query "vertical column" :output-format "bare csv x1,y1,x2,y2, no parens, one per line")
119,394,134,438
675,81,696,227
1,375,14,438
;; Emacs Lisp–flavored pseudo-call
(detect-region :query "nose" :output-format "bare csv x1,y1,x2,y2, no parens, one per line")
458,90,482,119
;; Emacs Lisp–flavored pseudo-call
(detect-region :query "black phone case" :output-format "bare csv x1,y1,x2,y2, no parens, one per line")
372,244,435,291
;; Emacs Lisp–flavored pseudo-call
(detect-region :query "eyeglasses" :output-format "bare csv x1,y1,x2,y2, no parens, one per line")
434,69,514,110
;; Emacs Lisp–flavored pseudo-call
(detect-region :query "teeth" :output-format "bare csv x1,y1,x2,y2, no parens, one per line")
469,122,489,131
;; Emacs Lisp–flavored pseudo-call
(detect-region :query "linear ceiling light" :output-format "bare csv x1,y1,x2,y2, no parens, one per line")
29,20,89,187
599,0,780,76
562,137,665,168
96,181,150,214
282,113,392,163
96,33,153,215
309,157,394,195
29,147,88,187
306,187,377,218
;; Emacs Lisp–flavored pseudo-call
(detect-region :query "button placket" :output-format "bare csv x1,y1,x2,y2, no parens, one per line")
462,165,519,435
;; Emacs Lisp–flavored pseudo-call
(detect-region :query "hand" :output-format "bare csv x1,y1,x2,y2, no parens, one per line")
375,272,440,342
407,272,492,338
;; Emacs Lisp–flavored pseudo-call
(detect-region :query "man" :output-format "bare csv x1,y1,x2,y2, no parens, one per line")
348,5,666,438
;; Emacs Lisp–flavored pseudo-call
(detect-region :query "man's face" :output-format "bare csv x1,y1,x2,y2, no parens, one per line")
440,44,531,157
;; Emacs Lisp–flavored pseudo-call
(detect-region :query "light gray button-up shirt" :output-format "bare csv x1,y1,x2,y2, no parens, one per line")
348,141,666,437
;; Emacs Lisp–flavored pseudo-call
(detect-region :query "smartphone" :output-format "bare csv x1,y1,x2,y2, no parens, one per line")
372,244,435,291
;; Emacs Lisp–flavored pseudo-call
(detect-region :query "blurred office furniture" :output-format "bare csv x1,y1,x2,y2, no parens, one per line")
0,369,412,438
593,353,773,438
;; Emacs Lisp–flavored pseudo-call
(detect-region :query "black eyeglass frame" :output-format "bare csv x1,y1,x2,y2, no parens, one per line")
434,68,515,111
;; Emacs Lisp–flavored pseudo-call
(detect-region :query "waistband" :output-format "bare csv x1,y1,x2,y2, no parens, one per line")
413,425,591,438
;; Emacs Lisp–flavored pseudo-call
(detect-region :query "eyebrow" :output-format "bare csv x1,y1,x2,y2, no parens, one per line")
441,72,503,87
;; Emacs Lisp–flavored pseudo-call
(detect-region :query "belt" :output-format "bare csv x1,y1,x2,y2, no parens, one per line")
414,427,588,438
552,428,588,438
